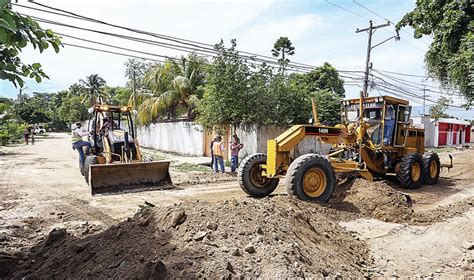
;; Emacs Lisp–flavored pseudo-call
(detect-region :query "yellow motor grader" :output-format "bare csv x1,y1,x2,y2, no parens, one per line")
238,95,450,202
82,104,171,195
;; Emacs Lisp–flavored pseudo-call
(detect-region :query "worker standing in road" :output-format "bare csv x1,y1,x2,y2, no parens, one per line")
71,122,91,169
230,134,244,173
209,136,217,171
212,135,225,173
23,125,31,145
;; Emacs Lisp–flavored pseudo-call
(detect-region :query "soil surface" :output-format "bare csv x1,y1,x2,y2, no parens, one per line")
1,133,473,278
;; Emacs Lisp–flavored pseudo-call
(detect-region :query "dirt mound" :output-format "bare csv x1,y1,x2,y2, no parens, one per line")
331,179,413,223
412,197,474,225
4,197,371,279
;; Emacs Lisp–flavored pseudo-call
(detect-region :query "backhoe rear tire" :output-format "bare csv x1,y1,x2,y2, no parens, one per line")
286,154,336,203
422,153,440,185
82,155,98,184
397,153,424,189
238,153,279,198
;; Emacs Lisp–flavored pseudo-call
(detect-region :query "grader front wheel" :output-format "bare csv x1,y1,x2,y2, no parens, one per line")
286,154,336,202
423,153,440,185
397,153,424,189
238,153,279,197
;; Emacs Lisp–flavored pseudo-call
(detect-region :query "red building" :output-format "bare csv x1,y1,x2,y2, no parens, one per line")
434,118,471,147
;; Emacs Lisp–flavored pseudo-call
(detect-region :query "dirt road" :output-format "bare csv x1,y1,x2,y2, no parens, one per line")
1,133,473,277
0,133,248,253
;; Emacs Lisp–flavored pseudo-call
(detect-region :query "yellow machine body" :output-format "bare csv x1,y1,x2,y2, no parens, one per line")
84,104,172,195
263,95,424,180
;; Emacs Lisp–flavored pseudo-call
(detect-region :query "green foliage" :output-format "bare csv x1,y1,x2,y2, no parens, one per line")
174,162,209,173
0,1,61,87
79,74,107,106
429,97,453,119
0,96,13,117
289,62,345,97
272,37,295,73
197,40,252,130
106,86,132,106
13,93,52,124
57,95,88,125
198,40,345,130
397,0,473,107
138,53,207,123
0,120,25,145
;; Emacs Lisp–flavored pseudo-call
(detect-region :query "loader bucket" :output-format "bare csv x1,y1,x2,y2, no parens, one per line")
89,161,172,195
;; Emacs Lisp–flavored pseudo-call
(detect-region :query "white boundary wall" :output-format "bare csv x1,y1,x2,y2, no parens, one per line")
235,124,331,158
137,122,204,156
137,122,331,157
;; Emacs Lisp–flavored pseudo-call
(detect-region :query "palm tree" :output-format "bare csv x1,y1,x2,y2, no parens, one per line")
79,74,107,106
137,53,206,124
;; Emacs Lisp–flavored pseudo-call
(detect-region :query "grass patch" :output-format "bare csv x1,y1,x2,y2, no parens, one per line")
174,163,210,173
427,147,454,153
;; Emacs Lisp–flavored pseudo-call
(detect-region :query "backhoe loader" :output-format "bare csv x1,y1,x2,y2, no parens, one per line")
82,104,171,195
238,94,452,202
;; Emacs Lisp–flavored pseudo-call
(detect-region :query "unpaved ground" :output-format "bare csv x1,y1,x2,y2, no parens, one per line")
1,133,473,278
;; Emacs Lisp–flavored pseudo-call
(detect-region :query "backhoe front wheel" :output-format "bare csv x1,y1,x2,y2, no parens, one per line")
397,153,424,189
286,154,336,202
422,153,440,185
238,153,279,198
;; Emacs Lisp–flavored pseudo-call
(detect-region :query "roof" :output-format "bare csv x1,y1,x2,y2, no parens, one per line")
433,118,470,125
343,95,409,105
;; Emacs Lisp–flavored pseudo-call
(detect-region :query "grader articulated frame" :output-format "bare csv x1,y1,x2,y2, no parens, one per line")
238,95,448,202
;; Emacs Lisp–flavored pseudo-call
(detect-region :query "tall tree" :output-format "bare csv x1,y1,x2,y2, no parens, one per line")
0,0,61,87
124,58,151,109
429,97,452,120
79,74,107,106
397,0,473,107
198,40,251,130
271,37,295,74
138,53,207,123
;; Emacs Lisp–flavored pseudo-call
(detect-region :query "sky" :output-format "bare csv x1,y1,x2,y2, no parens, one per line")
1,0,472,119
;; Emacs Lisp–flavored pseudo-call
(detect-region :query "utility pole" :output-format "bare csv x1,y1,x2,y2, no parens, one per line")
356,20,391,97
422,86,430,116
422,86,426,115
132,70,138,136
132,70,137,111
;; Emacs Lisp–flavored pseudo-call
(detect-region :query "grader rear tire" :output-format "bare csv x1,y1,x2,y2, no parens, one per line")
82,155,98,184
286,154,336,202
238,153,279,198
397,153,424,189
422,153,440,185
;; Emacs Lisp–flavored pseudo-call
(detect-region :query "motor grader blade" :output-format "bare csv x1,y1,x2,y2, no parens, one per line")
89,161,172,195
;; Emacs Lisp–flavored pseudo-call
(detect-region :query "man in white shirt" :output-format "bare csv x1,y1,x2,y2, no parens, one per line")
71,122,91,168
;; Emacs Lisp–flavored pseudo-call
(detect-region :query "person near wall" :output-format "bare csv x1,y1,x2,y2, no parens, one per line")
71,122,92,169
23,125,31,145
209,136,217,171
212,135,225,173
230,134,244,173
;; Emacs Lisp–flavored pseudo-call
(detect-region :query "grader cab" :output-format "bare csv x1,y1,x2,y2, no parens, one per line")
238,95,446,202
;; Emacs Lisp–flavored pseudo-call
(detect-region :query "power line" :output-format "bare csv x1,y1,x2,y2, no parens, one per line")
325,0,371,21
352,0,431,47
15,1,319,70
62,43,166,63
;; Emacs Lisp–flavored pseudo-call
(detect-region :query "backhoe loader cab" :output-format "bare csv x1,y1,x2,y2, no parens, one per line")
82,104,172,195
238,95,443,203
